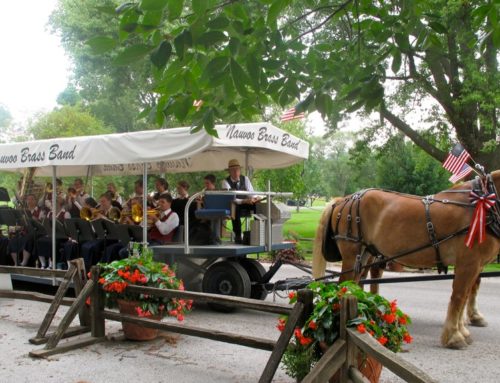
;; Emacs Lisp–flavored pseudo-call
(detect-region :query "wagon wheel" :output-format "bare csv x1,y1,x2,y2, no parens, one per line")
239,258,268,300
202,261,251,312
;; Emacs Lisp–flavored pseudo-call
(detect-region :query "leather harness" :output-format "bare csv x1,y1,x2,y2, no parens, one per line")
330,175,500,277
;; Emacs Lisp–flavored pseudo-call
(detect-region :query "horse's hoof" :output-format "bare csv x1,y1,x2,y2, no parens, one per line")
443,333,468,350
469,317,488,327
464,334,473,345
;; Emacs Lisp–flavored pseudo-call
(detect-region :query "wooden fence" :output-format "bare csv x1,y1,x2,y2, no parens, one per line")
0,262,436,382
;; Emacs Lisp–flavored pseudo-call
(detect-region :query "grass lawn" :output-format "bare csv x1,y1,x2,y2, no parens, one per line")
282,207,324,259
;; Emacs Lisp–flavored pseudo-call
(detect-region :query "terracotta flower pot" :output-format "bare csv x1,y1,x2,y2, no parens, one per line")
117,299,161,341
320,342,382,383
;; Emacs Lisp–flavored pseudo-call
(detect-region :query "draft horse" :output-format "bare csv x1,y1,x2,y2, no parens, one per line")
312,170,500,349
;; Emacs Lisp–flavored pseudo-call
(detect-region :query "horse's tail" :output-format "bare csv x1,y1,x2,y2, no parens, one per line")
312,198,343,278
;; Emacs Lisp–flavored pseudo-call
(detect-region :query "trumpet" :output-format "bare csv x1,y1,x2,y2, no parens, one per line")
120,204,159,223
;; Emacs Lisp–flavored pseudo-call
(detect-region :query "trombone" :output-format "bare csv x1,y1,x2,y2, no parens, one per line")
120,204,159,224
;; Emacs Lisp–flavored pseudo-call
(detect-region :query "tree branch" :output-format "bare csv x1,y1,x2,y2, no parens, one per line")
381,104,446,162
280,5,336,31
293,0,354,42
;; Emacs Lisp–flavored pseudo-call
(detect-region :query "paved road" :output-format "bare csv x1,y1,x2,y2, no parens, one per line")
1,264,499,382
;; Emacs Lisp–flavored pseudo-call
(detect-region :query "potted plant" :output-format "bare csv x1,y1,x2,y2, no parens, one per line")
278,281,412,382
98,246,192,340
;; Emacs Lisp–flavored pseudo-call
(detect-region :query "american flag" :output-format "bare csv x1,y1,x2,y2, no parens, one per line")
280,107,305,122
442,143,470,175
449,164,473,183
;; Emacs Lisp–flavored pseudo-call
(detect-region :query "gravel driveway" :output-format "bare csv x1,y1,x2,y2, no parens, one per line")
1,264,499,382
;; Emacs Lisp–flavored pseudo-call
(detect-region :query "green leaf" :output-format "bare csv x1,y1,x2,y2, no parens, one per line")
173,96,192,121
196,31,227,47
140,0,168,11
120,8,140,33
207,16,230,29
315,93,332,116
230,58,250,97
428,21,447,34
192,0,208,15
86,36,117,54
246,55,260,91
150,41,172,69
167,0,183,20
394,33,410,52
137,106,152,119
142,10,163,28
391,49,401,73
174,29,192,59
114,44,154,66
116,2,135,14
267,0,289,28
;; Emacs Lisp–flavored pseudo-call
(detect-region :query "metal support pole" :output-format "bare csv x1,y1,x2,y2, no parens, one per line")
51,166,57,284
266,180,272,252
142,163,148,250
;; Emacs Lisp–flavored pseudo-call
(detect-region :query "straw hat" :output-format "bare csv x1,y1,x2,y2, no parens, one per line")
226,159,241,170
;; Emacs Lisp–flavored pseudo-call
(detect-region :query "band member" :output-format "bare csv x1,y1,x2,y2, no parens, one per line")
221,159,259,244
73,178,89,207
171,180,196,226
39,178,65,213
152,178,169,202
18,194,42,266
149,193,179,245
37,196,70,269
107,182,123,206
25,194,41,220
65,187,81,218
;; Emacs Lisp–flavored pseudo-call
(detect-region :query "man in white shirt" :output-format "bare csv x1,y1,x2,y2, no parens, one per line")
221,159,259,244
149,193,179,245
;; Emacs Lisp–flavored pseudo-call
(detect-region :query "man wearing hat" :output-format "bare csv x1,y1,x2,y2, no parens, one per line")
221,159,258,244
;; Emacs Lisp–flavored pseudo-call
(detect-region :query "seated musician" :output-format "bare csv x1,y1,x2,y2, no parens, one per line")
79,193,116,270
149,193,179,245
17,194,42,266
116,193,179,261
221,159,259,244
107,182,123,206
73,178,89,207
37,196,70,269
39,178,65,214
65,187,81,218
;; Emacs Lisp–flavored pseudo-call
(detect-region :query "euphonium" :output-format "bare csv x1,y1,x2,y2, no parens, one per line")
108,207,121,223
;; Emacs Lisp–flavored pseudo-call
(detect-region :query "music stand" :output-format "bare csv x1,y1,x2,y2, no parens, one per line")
28,218,46,237
101,220,130,244
66,218,95,243
0,209,26,227
126,225,143,243
0,187,9,202
90,219,107,240
41,218,68,240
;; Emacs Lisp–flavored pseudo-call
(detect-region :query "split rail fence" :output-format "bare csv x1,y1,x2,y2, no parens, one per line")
0,262,436,382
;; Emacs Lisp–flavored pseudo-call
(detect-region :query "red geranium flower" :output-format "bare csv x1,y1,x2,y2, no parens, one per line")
357,324,366,333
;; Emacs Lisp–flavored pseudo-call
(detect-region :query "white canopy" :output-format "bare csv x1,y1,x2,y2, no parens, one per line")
0,122,309,176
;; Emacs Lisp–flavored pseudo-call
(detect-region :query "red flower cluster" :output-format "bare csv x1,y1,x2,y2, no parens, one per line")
294,327,313,346
403,332,413,343
382,313,396,324
378,336,388,346
276,318,286,332
135,306,153,317
118,268,148,284
357,324,366,333
103,281,128,293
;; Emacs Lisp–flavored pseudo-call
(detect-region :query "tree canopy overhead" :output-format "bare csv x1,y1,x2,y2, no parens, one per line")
91,0,499,168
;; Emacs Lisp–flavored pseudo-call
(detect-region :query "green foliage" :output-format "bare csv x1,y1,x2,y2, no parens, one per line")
93,0,498,169
28,106,113,139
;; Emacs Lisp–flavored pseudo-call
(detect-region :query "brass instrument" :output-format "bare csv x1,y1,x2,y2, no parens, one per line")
108,207,122,223
45,183,53,194
120,204,159,224
80,207,101,221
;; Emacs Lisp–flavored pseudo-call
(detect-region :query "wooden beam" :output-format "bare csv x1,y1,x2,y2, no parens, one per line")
29,325,90,345
29,335,105,358
347,329,437,383
349,366,371,383
0,290,74,306
0,265,67,278
90,266,105,338
302,340,346,383
35,265,77,340
71,258,90,327
340,295,358,381
45,279,95,349
125,285,292,315
103,310,275,351
259,289,313,383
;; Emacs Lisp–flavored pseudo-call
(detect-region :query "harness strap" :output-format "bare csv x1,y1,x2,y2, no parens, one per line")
422,196,447,274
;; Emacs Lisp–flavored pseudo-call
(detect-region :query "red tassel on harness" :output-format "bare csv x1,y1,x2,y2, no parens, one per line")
465,191,497,248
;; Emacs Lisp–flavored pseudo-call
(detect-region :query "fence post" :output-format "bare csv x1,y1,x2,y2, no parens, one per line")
259,288,313,383
90,265,105,338
340,295,358,382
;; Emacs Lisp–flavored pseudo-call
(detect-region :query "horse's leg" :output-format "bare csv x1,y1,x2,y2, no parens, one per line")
467,276,488,327
458,302,472,345
369,265,384,294
338,243,360,283
441,265,480,349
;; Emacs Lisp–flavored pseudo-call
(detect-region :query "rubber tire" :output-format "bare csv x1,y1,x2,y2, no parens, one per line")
202,261,251,312
239,258,268,300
